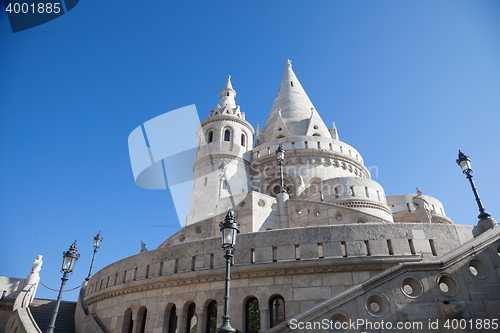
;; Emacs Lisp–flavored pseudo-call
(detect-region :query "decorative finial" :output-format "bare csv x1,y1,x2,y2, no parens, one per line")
286,59,292,68
228,75,231,79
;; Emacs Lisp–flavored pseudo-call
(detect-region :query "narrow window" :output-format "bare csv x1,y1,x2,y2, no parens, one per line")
174,259,178,274
191,256,196,271
100,280,103,289
227,92,229,96
429,239,437,256
114,273,118,286
392,205,396,214
250,249,255,263
432,204,436,213
245,298,260,333
206,301,217,333
257,151,260,158
204,177,207,186
210,254,214,268
440,207,444,215
145,265,149,279
290,81,293,87
241,134,246,146
224,129,230,142
334,187,339,198
272,246,277,262
186,303,197,333
123,270,127,283
133,267,137,281
350,186,355,196
408,239,416,255
349,150,352,156
270,295,285,327
267,147,270,155
340,146,343,153
295,245,300,260
341,241,347,257
106,277,109,288
317,141,320,149
377,190,381,201
208,131,213,143
407,203,411,212
387,240,394,255
223,180,227,189
168,305,178,333
159,262,163,276
318,243,324,258
329,143,333,150
365,240,371,256
305,141,308,149
365,187,369,198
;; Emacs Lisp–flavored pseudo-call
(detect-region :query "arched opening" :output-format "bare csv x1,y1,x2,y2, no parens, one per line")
227,92,230,96
186,303,198,333
224,129,231,142
241,133,246,146
206,301,217,333
137,307,147,333
122,309,133,333
245,297,260,333
269,295,285,328
208,131,214,143
167,305,178,333
276,134,285,139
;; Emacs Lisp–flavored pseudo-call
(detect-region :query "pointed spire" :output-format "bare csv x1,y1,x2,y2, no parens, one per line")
264,60,330,142
210,75,239,118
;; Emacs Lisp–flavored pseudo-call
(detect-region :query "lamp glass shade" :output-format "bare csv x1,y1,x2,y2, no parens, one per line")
62,255,77,273
221,227,237,247
276,147,285,161
459,159,471,173
94,233,103,248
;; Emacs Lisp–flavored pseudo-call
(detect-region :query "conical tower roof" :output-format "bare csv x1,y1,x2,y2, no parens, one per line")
264,60,330,142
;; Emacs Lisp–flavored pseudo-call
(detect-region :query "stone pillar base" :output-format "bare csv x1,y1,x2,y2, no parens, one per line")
478,218,498,233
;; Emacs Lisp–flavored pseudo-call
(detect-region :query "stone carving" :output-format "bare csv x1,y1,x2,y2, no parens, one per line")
140,241,148,253
412,191,432,223
31,255,43,275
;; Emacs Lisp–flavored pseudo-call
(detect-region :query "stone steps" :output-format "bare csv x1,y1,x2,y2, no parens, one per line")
30,298,76,333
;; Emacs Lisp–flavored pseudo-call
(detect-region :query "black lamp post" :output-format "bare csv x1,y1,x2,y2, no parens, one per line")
276,146,286,193
217,210,240,333
86,231,103,281
47,240,80,333
456,150,491,221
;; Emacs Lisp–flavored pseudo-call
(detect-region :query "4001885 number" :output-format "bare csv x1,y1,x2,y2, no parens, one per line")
5,2,61,14
444,319,498,330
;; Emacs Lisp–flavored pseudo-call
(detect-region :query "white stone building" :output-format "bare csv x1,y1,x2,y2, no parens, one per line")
3,61,499,333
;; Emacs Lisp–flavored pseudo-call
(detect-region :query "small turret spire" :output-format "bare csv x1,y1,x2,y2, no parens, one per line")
209,75,242,118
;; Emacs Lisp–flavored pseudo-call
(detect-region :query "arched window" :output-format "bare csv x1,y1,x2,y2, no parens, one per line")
186,303,198,333
224,129,231,142
122,309,133,333
208,131,214,143
206,301,217,333
269,296,285,327
241,133,246,146
245,297,260,333
137,307,147,333
168,305,178,333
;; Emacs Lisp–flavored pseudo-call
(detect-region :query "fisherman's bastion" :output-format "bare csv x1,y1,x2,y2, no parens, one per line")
1,61,499,333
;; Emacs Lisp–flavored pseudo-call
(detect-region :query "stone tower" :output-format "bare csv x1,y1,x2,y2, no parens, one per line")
186,76,255,225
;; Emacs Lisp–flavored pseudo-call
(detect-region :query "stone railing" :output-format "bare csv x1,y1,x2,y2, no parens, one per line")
5,283,42,333
267,225,500,333
75,282,107,333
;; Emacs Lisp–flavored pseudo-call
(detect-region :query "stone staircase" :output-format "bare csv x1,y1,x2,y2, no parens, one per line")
30,298,76,333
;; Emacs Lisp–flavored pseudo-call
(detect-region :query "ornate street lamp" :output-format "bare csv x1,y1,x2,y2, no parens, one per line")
218,161,227,199
47,240,80,333
217,210,240,333
456,150,491,221
86,231,103,281
275,146,286,193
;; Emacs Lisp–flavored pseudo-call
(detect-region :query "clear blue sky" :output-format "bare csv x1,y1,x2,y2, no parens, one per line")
1,0,499,301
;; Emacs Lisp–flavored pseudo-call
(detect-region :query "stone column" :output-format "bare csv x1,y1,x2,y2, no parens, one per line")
177,314,186,333
259,306,269,332
277,192,289,229
196,307,205,333
131,312,140,333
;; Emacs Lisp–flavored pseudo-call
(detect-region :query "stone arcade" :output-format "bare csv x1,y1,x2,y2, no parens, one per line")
2,61,499,333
